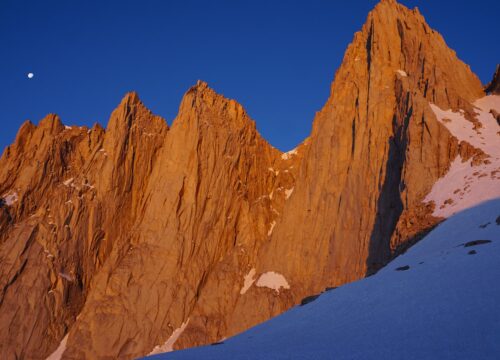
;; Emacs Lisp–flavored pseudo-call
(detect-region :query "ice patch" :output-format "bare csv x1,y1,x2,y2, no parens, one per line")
256,272,290,293
45,334,68,360
240,268,256,295
149,320,190,355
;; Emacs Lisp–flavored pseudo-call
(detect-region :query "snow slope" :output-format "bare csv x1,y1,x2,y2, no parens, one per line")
426,95,500,218
146,199,500,360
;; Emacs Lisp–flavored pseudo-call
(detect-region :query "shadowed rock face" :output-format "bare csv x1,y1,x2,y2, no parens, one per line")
485,65,500,95
0,1,493,359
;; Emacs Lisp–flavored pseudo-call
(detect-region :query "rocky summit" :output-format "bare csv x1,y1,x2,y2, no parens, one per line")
0,1,499,359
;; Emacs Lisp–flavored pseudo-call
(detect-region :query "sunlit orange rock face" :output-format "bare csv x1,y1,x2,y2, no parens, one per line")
0,0,492,359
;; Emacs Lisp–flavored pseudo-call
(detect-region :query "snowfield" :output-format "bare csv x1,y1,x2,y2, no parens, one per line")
427,95,500,217
146,199,500,360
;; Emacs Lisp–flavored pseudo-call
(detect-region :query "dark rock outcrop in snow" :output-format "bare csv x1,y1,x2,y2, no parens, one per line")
485,64,500,95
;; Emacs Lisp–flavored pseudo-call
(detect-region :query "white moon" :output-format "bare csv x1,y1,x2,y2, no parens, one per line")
27,73,34,79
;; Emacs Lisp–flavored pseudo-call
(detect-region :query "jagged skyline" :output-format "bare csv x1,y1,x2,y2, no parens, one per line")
1,0,499,154
1,1,499,358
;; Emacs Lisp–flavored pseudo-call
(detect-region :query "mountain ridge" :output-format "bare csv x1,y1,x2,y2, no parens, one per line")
1,1,499,359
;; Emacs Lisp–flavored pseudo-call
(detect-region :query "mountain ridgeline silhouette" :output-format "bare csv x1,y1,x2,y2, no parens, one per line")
0,1,499,359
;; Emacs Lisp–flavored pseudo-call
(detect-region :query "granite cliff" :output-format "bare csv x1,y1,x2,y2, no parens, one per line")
1,1,498,359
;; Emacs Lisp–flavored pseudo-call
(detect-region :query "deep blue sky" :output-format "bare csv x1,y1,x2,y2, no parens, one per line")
1,0,498,153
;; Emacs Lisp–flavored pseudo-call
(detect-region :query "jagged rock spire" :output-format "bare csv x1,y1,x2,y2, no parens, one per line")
485,64,500,95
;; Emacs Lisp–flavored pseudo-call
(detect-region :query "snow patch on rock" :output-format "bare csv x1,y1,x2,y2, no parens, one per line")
2,192,18,206
281,148,298,160
240,268,256,295
45,334,68,360
268,168,280,176
268,221,276,236
396,69,407,77
256,271,290,293
149,320,190,355
285,188,294,199
63,178,74,187
59,272,73,282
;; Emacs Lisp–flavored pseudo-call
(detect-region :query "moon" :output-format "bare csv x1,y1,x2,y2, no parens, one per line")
27,73,34,79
